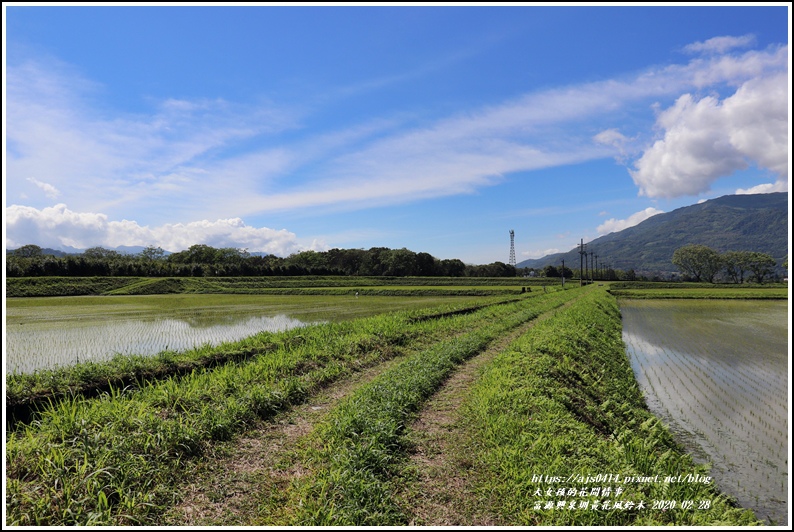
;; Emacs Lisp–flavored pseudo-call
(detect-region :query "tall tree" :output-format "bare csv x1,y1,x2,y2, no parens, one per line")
671,244,722,283
83,247,121,260
439,258,465,277
721,250,751,284
139,246,166,261
745,252,777,284
11,244,44,258
543,265,560,278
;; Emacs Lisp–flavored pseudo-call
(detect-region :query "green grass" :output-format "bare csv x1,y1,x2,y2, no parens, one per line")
7,275,557,297
5,292,506,327
455,288,759,526
7,282,765,526
609,287,787,299
280,288,584,526
5,294,522,421
5,291,561,525
6,276,141,297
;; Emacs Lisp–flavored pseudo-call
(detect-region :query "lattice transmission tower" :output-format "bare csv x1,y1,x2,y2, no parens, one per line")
509,229,516,267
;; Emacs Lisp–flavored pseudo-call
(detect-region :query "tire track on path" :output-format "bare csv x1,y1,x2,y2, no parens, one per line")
400,296,584,526
163,352,410,526
162,293,582,526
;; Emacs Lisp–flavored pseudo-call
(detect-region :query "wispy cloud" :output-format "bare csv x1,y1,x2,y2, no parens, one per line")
521,248,562,260
735,181,788,195
322,29,504,103
682,34,756,55
232,44,788,214
26,177,60,199
6,59,300,218
6,40,788,229
593,129,633,164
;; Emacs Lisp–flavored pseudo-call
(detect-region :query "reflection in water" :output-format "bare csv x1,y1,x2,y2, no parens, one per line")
621,300,788,525
7,313,309,374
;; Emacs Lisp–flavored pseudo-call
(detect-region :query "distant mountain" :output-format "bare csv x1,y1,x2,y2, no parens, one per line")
41,247,79,258
517,192,789,276
113,246,150,255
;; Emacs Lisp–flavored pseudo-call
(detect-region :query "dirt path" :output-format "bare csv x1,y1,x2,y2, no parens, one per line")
401,297,583,526
163,296,579,526
163,353,409,526
398,319,537,525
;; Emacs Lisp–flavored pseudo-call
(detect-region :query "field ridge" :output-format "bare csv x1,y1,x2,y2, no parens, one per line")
6,282,777,526
5,296,526,428
6,290,573,525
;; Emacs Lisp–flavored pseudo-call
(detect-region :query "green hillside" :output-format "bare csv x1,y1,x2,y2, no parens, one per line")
517,192,788,276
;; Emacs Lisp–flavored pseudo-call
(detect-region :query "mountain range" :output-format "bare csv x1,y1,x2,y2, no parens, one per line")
516,192,789,276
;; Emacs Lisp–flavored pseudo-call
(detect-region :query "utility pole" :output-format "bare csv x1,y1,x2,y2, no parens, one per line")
578,239,586,287
561,259,565,288
584,250,589,285
589,251,594,283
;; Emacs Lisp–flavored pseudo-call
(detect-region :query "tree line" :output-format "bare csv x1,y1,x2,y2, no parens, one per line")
5,244,521,278
671,244,785,284
539,264,643,282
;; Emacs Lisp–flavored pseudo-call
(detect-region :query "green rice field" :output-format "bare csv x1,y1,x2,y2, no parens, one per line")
5,293,492,374
620,299,789,525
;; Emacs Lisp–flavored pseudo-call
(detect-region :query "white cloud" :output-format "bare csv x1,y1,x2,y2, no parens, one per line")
735,182,788,195
683,34,755,55
594,128,633,163
5,204,303,256
237,141,605,214
521,248,561,260
26,177,60,199
629,71,788,198
224,43,790,214
306,239,330,252
594,128,630,148
597,207,664,235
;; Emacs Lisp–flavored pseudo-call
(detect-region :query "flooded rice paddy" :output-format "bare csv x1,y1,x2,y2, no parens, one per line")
5,293,464,374
621,299,788,525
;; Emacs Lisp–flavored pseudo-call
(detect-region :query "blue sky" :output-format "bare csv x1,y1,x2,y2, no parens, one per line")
3,4,790,265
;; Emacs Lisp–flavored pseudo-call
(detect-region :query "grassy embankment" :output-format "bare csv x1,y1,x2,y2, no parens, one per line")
277,288,584,525
237,287,758,526
5,291,525,426
5,289,565,525
449,287,759,526
6,275,553,297
607,281,788,299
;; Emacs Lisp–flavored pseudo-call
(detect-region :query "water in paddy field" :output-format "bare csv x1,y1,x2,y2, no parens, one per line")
620,299,788,526
6,312,309,374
